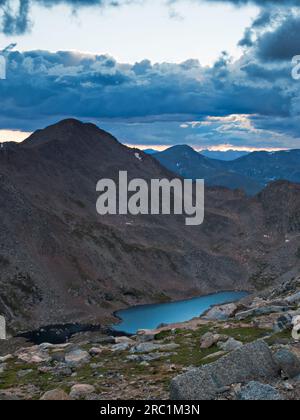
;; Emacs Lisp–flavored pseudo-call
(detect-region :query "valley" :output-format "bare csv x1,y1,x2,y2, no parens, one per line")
0,119,300,334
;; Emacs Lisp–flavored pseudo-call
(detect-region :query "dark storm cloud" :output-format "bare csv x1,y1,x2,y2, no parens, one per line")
0,48,297,131
255,15,300,62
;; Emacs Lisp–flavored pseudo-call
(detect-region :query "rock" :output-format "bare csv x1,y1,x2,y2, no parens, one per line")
51,351,66,363
65,349,90,366
273,314,293,332
51,364,73,378
69,384,96,400
218,338,243,352
0,354,13,363
131,342,179,354
249,297,267,308
40,389,72,400
200,333,225,349
0,363,6,373
111,343,131,352
204,303,238,321
114,336,135,345
283,382,294,391
0,316,6,340
92,336,116,345
136,330,156,342
235,306,291,321
127,352,174,362
0,391,21,400
237,382,284,401
17,369,33,378
39,342,71,351
16,346,51,364
89,347,103,356
201,351,227,362
285,291,300,305
273,348,300,378
170,340,279,400
292,316,300,341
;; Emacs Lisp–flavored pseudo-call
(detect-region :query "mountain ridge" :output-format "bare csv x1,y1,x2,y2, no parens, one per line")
153,145,300,195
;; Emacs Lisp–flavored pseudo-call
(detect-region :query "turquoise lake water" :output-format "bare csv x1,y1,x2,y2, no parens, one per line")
112,291,249,334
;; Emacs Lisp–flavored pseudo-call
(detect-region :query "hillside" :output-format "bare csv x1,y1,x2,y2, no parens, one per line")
0,120,300,332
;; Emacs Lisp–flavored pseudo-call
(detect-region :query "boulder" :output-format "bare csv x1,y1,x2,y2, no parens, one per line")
114,336,135,345
127,352,174,363
200,333,227,350
218,338,243,352
235,306,290,321
16,346,51,364
89,347,103,356
204,303,238,321
170,340,279,400
0,316,6,340
51,351,66,363
273,348,300,379
131,342,179,354
92,336,116,345
285,292,300,305
136,330,156,342
65,349,90,366
273,314,293,332
0,391,21,400
40,389,72,400
69,384,96,400
292,316,300,341
0,354,13,363
237,381,283,401
111,343,131,352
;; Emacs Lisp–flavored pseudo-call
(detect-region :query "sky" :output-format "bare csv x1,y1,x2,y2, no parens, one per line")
0,0,300,151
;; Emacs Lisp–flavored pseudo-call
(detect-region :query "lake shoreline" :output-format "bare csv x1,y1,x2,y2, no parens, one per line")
112,290,250,334
14,289,251,344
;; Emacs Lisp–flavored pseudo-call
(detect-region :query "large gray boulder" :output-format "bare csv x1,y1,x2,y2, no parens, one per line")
237,382,284,401
273,348,300,379
203,303,238,321
170,340,279,400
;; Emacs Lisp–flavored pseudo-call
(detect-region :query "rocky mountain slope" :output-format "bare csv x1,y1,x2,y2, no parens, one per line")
153,146,300,195
0,119,300,332
0,277,299,400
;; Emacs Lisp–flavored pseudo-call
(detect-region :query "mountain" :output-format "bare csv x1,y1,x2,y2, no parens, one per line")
229,150,300,185
0,120,300,332
200,150,249,161
153,146,300,195
153,145,262,195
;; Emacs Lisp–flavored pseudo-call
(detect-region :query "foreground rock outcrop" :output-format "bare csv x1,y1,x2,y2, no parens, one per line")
170,341,279,400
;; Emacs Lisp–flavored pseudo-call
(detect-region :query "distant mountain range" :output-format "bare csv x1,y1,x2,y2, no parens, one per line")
200,150,249,161
1,121,300,331
153,145,300,195
144,148,249,160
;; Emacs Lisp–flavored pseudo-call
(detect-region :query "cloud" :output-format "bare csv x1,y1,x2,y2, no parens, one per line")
0,0,299,35
1,46,300,150
0,0,132,34
1,1,300,150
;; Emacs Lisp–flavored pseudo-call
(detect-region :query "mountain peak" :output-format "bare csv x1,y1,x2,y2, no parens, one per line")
22,118,117,149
